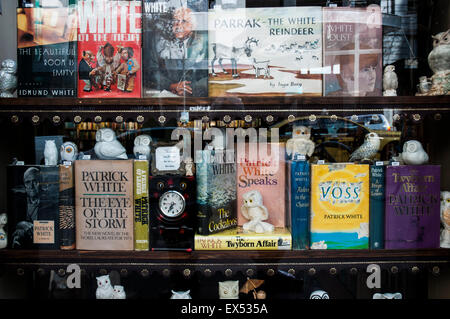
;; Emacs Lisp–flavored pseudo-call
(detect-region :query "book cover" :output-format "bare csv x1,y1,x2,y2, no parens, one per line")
77,0,142,98
142,0,208,97
75,160,134,250
289,160,310,250
369,164,385,249
195,150,237,235
194,227,291,250
208,6,322,97
59,164,75,249
323,5,382,96
385,165,441,249
17,6,77,97
134,159,149,251
310,163,370,249
236,143,286,229
7,165,60,249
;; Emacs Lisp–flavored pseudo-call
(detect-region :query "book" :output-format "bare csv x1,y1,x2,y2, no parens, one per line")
75,160,134,250
323,6,382,96
142,0,209,97
134,159,149,251
194,227,291,250
288,160,310,250
77,0,142,98
59,164,75,250
385,165,441,249
17,6,77,97
195,150,237,235
369,164,385,249
208,6,323,97
310,163,370,249
7,165,60,249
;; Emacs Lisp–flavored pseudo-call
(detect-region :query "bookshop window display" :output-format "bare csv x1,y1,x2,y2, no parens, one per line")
0,0,449,301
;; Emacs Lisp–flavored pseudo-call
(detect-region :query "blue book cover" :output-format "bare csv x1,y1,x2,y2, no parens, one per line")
369,164,385,249
290,160,310,250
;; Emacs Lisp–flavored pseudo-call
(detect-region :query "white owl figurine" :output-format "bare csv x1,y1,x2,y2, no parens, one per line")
94,128,128,160
310,290,330,299
399,140,429,165
170,290,192,299
241,190,274,234
219,281,239,299
95,275,114,299
286,125,315,160
349,132,382,162
133,134,152,160
44,140,58,165
373,292,402,299
0,213,7,249
0,59,17,98
112,285,126,299
60,141,78,162
440,191,450,248
383,65,398,96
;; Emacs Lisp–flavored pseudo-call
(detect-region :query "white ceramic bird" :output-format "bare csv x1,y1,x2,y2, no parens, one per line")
60,141,78,162
428,29,450,75
133,134,152,160
373,293,402,299
94,128,128,160
170,290,192,299
112,285,126,299
95,275,114,299
0,59,17,98
310,290,330,299
399,140,429,165
383,65,398,96
440,191,450,248
286,125,315,159
44,140,58,165
0,213,7,249
349,132,382,162
241,190,274,234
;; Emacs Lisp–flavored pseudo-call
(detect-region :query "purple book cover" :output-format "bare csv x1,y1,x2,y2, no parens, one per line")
385,165,441,249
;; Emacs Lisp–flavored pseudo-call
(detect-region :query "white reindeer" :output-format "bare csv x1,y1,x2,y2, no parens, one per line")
252,58,270,79
211,37,259,78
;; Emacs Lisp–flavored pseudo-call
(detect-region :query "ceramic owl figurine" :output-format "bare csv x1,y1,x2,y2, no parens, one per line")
94,128,128,160
383,65,398,96
44,140,58,165
133,134,152,160
349,132,382,162
398,140,429,165
170,290,192,299
310,290,330,299
95,275,114,299
0,213,7,249
219,281,239,299
60,141,78,163
286,125,315,160
112,285,126,299
440,191,450,248
0,59,17,98
373,293,402,299
241,190,274,234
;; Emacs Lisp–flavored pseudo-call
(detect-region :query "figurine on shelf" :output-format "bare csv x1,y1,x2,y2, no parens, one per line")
0,59,17,98
310,290,330,299
310,240,327,250
112,285,126,299
240,278,266,299
184,157,195,176
349,132,382,162
0,213,7,249
219,281,239,299
416,29,450,96
95,275,114,299
372,292,402,299
398,140,429,165
440,191,450,248
94,128,128,160
241,190,274,234
133,134,152,160
286,125,315,160
60,141,78,163
170,290,192,299
44,140,58,166
417,76,432,94
383,65,398,96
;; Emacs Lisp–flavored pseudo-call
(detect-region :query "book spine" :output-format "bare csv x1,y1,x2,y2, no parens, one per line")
290,160,310,250
59,164,76,250
369,165,385,249
196,150,210,235
134,160,149,251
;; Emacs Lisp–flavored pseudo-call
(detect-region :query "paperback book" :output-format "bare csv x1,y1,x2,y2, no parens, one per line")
134,159,149,251
59,164,76,250
369,164,385,249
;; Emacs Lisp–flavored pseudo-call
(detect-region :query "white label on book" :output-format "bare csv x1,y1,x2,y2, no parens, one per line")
376,161,383,166
33,220,55,244
16,161,25,166
392,161,400,166
155,146,180,171
82,155,91,160
317,160,325,165
138,155,147,160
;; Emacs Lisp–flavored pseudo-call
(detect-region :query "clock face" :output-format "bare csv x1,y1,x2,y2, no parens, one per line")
158,190,186,218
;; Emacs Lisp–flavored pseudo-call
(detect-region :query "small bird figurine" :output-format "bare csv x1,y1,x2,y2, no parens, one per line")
383,65,398,96
286,125,315,160
398,140,429,165
0,59,17,98
133,134,152,160
112,285,126,299
60,141,78,162
349,132,383,162
94,128,128,160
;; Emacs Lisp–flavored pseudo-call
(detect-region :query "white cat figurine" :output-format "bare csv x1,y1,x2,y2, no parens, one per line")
219,281,239,299
170,290,192,299
0,213,7,249
44,140,58,165
113,285,126,299
241,190,274,233
96,275,114,299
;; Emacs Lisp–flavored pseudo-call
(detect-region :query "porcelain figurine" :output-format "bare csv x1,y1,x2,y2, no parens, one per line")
44,140,58,165
383,65,398,96
94,128,128,160
398,140,429,165
219,281,239,299
0,213,7,249
310,290,330,299
95,275,114,299
133,134,152,160
241,190,274,234
286,125,315,160
112,285,126,299
310,240,327,250
60,141,78,163
170,290,192,299
372,292,402,299
349,132,382,162
184,157,195,176
0,59,17,98
440,191,450,248
417,76,432,94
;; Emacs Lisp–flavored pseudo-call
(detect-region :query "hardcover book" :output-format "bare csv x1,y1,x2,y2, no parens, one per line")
385,165,441,249
17,6,77,97
75,160,134,250
7,165,60,249
77,0,142,98
196,150,237,235
310,163,370,249
208,6,323,97
142,0,208,97
369,164,385,249
59,164,75,250
323,5,382,96
134,159,149,251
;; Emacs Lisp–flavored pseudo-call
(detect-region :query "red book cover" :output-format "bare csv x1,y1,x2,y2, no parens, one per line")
77,0,142,98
